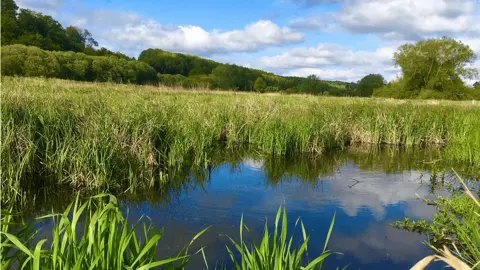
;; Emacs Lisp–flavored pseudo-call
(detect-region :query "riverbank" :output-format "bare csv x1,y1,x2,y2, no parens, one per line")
2,76,480,205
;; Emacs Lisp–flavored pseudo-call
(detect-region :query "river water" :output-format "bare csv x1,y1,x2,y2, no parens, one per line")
30,147,459,269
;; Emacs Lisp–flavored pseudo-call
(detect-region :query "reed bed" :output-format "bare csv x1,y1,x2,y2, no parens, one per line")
2,76,480,205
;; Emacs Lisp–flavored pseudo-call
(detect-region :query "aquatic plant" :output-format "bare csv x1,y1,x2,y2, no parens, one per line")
402,175,480,269
0,194,208,269
222,207,337,270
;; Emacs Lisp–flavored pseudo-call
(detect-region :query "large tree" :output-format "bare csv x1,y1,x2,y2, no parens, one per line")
474,81,479,89
394,37,477,93
355,74,385,97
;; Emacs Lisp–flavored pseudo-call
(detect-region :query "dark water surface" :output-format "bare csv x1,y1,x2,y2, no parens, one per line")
31,147,458,269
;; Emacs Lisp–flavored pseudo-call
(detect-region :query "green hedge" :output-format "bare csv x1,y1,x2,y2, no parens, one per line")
1,45,158,84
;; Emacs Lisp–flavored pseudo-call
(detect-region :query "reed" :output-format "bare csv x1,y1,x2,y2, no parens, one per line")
2,76,480,205
221,207,337,270
0,194,208,269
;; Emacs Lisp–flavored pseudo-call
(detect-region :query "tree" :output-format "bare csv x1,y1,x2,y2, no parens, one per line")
1,0,19,44
355,74,385,97
474,81,479,89
65,26,85,52
254,77,267,91
394,37,478,93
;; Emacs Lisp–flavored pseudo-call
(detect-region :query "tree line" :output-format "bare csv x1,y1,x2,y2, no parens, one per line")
1,0,479,98
1,45,157,84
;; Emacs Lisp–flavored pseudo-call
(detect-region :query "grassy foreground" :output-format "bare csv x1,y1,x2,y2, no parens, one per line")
2,77,480,204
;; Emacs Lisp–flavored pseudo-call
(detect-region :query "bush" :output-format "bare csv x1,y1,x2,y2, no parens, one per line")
373,77,413,99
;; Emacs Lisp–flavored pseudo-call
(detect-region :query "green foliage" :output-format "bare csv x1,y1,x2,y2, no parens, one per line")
297,74,337,95
211,64,258,91
394,37,478,94
0,194,207,269
1,45,157,84
1,0,20,44
355,74,385,97
3,77,480,204
253,77,267,91
138,49,350,95
394,192,480,267
139,48,218,76
474,82,479,89
224,206,336,270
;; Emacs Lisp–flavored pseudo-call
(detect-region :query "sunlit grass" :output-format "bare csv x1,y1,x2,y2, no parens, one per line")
2,76,480,205
0,194,208,269
222,207,338,270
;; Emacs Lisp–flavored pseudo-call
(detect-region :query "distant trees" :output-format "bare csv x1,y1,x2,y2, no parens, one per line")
254,77,267,91
355,74,385,97
1,45,157,84
138,48,218,76
474,82,479,89
393,37,477,94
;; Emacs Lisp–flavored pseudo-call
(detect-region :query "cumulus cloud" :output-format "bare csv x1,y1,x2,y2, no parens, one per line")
292,0,479,41
336,0,477,40
16,0,63,15
257,43,401,81
259,43,396,69
68,8,304,57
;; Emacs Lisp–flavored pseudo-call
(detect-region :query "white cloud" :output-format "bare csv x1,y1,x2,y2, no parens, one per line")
336,0,478,40
259,43,396,69
16,0,63,15
70,8,304,57
289,0,479,41
282,67,397,82
257,43,401,82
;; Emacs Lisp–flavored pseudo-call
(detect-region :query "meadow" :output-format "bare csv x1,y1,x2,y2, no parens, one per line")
2,76,480,206
2,76,480,269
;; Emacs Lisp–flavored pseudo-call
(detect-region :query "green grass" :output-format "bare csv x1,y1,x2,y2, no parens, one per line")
222,207,337,270
2,76,480,205
0,194,208,269
1,194,336,269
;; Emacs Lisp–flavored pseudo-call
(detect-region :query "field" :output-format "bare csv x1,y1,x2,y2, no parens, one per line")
2,76,480,269
2,76,480,205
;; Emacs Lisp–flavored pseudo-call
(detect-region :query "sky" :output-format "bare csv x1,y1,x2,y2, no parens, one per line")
16,0,480,83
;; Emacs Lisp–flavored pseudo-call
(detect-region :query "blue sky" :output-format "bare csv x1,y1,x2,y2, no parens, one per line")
17,0,480,82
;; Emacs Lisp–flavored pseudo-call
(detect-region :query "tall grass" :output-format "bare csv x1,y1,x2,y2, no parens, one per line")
0,194,208,269
222,207,337,270
1,194,338,269
2,77,480,205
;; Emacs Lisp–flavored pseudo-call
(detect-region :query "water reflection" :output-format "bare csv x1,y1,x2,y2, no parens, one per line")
25,146,470,269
